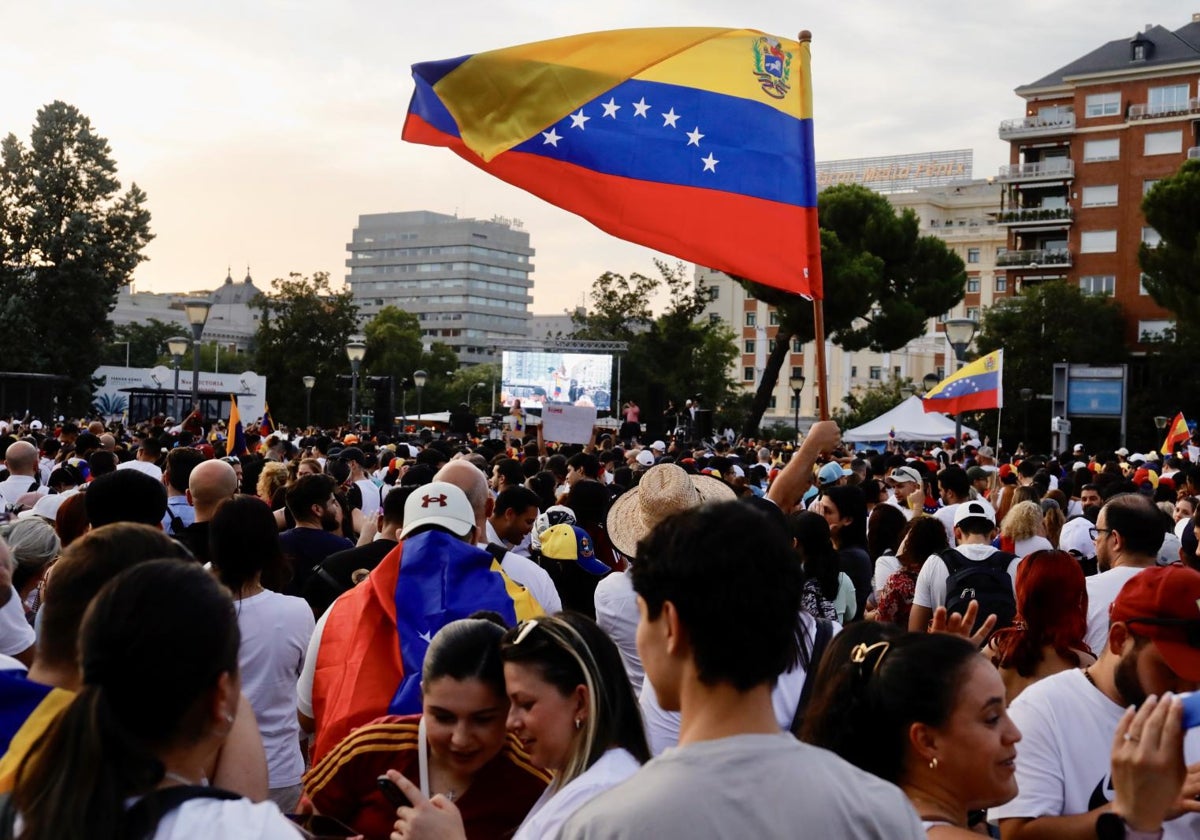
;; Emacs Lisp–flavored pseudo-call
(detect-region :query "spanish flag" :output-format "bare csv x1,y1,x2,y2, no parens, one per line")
403,28,822,299
922,350,1003,415
1161,412,1190,455
227,395,247,456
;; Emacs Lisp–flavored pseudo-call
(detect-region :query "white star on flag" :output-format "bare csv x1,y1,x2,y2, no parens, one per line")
541,128,562,146
632,97,651,117
601,98,620,118
418,630,433,643
569,109,590,129
661,108,680,128
686,127,704,147
701,153,719,172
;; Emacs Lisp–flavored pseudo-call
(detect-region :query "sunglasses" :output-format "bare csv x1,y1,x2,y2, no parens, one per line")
1124,617,1200,647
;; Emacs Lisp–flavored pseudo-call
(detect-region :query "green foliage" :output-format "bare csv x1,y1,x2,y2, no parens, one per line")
733,184,967,435
103,318,180,367
154,341,255,376
446,363,501,417
1140,159,1200,333
363,306,424,380
831,377,916,432
253,272,359,426
0,101,153,413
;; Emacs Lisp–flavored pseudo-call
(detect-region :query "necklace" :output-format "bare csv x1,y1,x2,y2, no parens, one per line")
1083,667,1098,689
163,771,204,787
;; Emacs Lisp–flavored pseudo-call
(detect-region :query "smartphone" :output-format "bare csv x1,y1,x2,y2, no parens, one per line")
285,813,359,839
376,774,413,809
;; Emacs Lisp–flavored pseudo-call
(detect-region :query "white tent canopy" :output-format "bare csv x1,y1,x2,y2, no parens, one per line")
842,396,978,443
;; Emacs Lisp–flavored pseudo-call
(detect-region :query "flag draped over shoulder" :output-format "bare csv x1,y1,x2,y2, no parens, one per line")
227,395,247,456
403,27,822,298
1161,412,1190,455
260,403,275,436
922,350,1003,415
309,530,542,762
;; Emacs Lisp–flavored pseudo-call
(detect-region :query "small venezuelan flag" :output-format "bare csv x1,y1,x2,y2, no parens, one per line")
260,403,275,436
922,350,1003,415
403,27,823,299
227,395,247,456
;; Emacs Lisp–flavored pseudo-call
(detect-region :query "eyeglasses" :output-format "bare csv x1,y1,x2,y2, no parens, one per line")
1124,617,1200,647
1089,527,1114,541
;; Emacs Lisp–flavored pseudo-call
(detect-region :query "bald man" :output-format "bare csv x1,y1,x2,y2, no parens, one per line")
434,461,561,613
0,441,42,512
175,459,239,563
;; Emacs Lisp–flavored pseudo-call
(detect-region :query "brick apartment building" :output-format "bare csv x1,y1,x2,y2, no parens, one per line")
998,16,1200,342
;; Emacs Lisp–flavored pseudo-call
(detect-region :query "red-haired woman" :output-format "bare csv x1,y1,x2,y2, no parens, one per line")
987,549,1094,702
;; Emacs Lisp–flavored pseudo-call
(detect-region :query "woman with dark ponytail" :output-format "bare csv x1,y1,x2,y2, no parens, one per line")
12,559,300,839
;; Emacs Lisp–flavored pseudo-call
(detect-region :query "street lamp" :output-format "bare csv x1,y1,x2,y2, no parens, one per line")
303,375,316,429
345,341,366,425
166,336,190,421
789,372,805,444
922,372,941,394
413,369,428,425
942,317,978,448
183,299,211,419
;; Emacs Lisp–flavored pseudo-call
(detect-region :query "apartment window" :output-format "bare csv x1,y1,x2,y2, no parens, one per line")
966,277,980,293
1144,179,1160,195
708,313,721,325
767,396,777,410
1139,320,1174,340
967,248,980,264
966,306,980,321
850,365,858,378
1080,230,1118,253
1144,130,1183,156
745,312,757,327
1079,275,1115,296
869,366,882,380
792,338,803,353
1081,185,1118,207
1083,138,1120,162
996,246,1008,260
1085,91,1121,117
1148,83,1189,115
790,393,800,410
768,339,777,352
769,310,780,325
707,286,719,300
744,339,756,353
743,366,755,381
790,366,804,380
936,367,945,380
894,366,902,378
1142,227,1162,246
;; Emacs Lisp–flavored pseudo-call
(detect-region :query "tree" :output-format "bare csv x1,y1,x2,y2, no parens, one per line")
103,318,179,367
253,272,359,426
831,377,916,432
363,306,423,381
975,282,1127,450
0,101,153,413
1140,158,1200,335
733,184,967,435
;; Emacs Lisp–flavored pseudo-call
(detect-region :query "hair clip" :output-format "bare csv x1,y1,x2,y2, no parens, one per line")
849,641,891,678
513,619,540,645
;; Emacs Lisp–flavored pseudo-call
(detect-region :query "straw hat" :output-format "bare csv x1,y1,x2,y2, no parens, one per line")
607,463,735,558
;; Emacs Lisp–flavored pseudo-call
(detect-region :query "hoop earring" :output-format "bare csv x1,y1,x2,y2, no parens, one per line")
929,757,938,771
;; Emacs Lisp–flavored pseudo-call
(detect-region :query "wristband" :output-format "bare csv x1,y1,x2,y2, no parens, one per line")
1095,812,1164,840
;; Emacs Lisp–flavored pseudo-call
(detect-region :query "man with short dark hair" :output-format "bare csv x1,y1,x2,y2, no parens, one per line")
486,486,539,555
489,457,523,495
85,469,169,529
280,474,353,598
934,465,973,544
162,446,205,536
116,438,164,481
562,501,923,839
566,452,599,487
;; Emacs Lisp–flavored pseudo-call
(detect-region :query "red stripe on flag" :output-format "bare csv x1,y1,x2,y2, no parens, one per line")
403,113,821,298
922,391,1000,416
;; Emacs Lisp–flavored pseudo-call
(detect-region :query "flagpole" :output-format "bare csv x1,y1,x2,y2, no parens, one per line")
798,30,830,422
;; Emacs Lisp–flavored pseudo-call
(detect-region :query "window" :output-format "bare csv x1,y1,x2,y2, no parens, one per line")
1148,84,1189,115
1085,92,1121,117
1139,273,1150,296
792,338,804,353
1079,275,1115,296
1139,320,1174,340
768,339,776,352
936,367,945,380
708,313,721,324
1081,185,1118,207
745,312,757,326
850,365,858,378
790,394,800,410
743,366,755,381
967,248,980,264
1144,130,1183,156
744,339,756,353
769,310,780,325
767,396,777,410
869,366,882,380
707,286,719,301
1142,227,1162,246
1080,230,1117,253
1144,179,1160,196
790,366,804,380
995,275,1007,292
966,306,980,321
1083,138,1120,162
966,277,980,293
894,366,902,378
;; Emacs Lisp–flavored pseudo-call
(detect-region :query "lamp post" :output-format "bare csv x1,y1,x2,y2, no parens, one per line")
345,341,366,426
789,372,805,444
413,369,428,426
166,336,189,422
923,372,941,394
303,376,316,429
943,317,979,449
183,299,212,418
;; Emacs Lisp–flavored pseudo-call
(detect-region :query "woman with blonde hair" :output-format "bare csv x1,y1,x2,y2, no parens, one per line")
256,461,289,506
997,501,1052,557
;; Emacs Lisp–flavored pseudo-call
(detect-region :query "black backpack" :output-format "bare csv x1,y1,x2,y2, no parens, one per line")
940,548,1018,634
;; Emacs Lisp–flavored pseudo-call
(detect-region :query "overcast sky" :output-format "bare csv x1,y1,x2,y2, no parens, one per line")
3,1,1190,314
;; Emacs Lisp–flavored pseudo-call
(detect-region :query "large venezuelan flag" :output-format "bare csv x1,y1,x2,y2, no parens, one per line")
403,28,823,299
227,395,247,456
922,350,1003,415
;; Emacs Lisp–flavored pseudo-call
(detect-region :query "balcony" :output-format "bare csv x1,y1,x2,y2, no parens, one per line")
995,249,1072,269
1189,146,1200,160
1128,97,1200,120
998,112,1075,140
996,207,1073,227
997,159,1074,183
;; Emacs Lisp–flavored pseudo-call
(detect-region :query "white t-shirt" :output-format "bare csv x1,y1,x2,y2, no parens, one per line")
912,543,1020,610
1013,535,1053,558
873,554,901,597
1176,517,1191,542
1083,566,1146,656
116,459,163,481
639,611,839,756
934,504,959,545
593,570,643,695
0,475,38,510
151,797,301,840
514,748,641,840
990,668,1200,838
478,542,562,615
296,608,329,720
0,585,34,657
236,590,315,789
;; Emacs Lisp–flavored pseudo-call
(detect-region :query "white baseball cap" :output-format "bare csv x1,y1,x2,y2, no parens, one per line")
400,482,475,539
636,450,655,467
649,440,667,452
953,498,996,528
18,493,63,522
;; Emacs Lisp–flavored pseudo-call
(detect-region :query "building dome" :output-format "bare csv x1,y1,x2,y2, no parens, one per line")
211,267,262,305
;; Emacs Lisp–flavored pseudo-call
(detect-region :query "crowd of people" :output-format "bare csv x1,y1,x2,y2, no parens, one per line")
0,412,1194,838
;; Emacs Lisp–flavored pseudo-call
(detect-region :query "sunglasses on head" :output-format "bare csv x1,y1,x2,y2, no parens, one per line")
1124,617,1200,647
